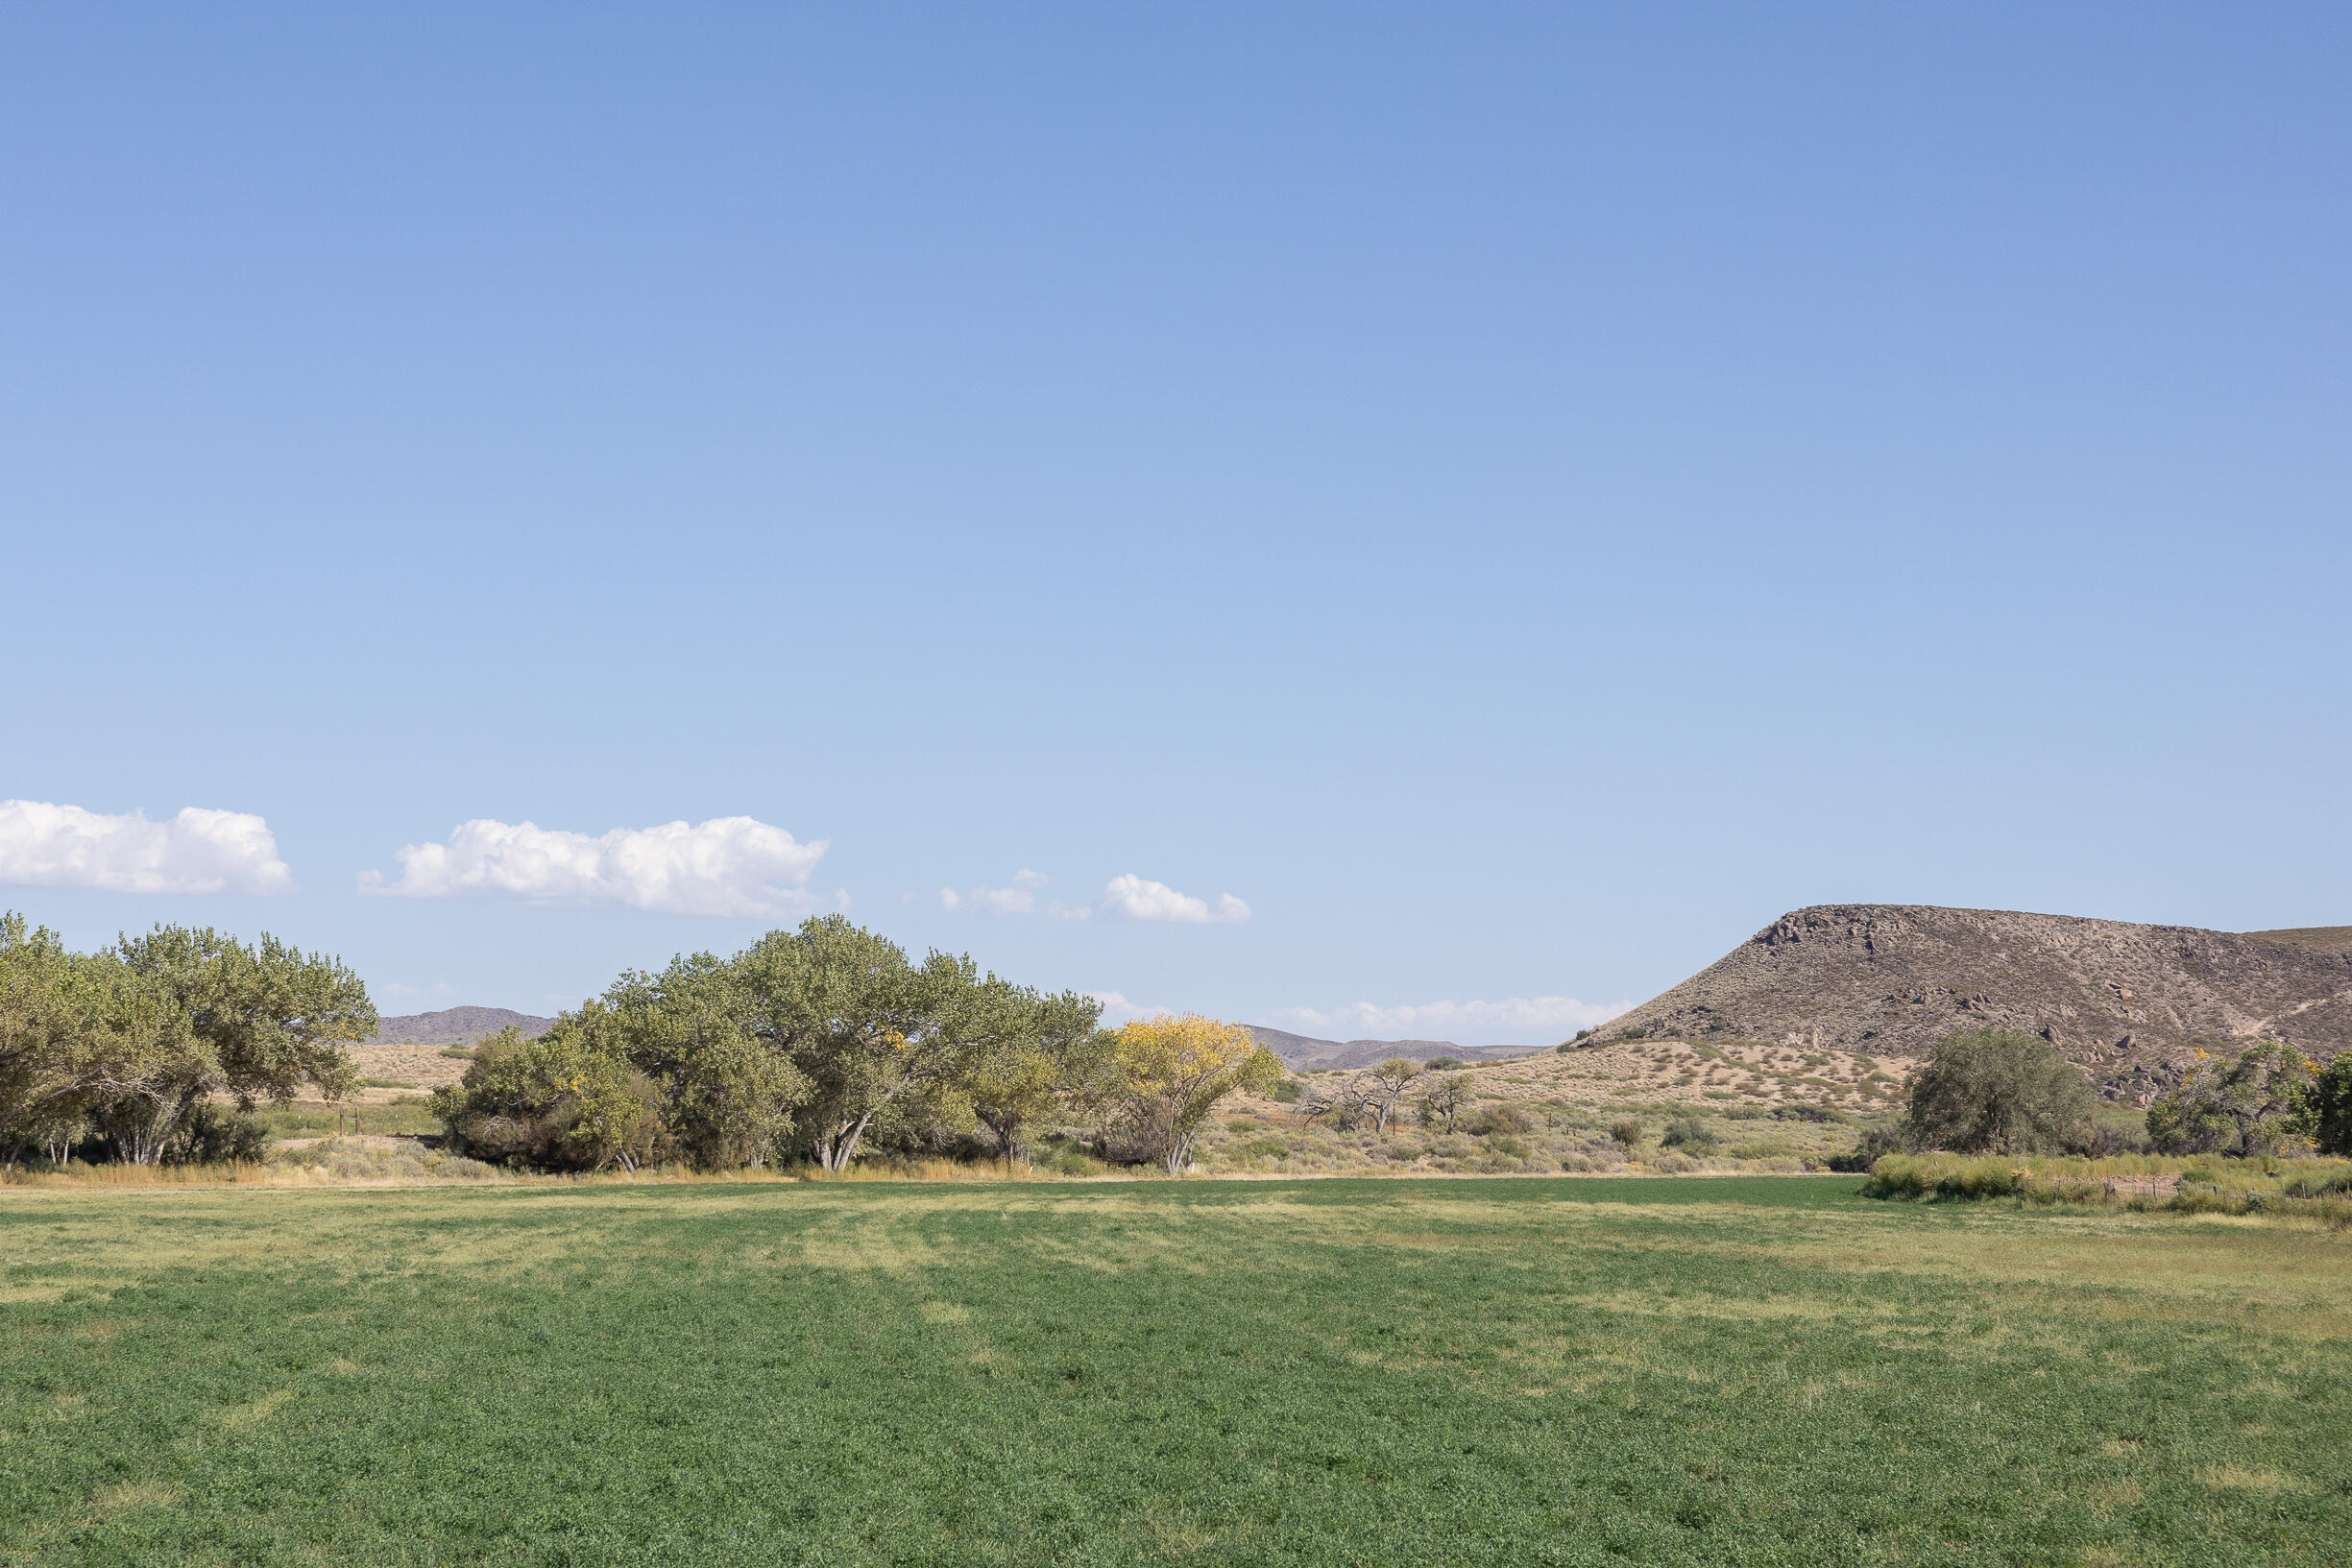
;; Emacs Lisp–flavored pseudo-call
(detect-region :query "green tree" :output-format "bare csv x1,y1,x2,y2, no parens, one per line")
430,1018,668,1171
962,988,1108,1169
1416,1072,1471,1132
735,916,993,1171
0,914,109,1165
2310,1050,2352,1157
1357,1057,1422,1134
93,925,371,1164
2146,1042,2316,1157
1903,1028,2098,1155
603,952,808,1168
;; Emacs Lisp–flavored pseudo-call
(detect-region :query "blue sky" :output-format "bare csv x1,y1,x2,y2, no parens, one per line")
4,5,2346,1043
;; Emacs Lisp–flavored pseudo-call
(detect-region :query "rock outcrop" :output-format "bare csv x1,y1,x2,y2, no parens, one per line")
1597,905,2352,1101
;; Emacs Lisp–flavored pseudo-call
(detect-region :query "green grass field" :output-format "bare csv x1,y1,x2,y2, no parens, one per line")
4,1175,2347,1565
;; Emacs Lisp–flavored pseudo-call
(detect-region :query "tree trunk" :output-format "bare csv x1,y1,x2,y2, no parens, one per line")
819,1112,878,1172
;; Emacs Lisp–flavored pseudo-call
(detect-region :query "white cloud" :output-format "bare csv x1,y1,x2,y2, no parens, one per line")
1086,874,1250,925
0,800,295,895
1275,996,1631,1046
359,815,828,918
1087,991,1158,1025
941,868,1047,915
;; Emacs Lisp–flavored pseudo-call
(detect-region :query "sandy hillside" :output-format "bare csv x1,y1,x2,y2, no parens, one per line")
1277,1038,1915,1113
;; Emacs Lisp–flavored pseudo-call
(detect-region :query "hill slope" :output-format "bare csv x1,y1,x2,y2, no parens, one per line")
367,1006,554,1047
1598,905,2352,1102
1244,1027,1541,1072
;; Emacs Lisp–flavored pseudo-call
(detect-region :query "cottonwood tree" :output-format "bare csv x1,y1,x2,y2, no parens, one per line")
2310,1050,2352,1157
603,953,809,1167
2146,1042,2316,1156
1903,1027,2098,1155
92,926,370,1164
0,915,110,1164
1110,1013,1280,1173
736,916,994,1171
962,988,1108,1170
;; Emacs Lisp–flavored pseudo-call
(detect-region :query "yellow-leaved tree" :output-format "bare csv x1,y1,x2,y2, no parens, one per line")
1110,1013,1281,1174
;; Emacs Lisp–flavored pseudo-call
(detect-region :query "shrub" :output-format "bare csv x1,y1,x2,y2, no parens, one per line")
164,1103,271,1166
1468,1102,1535,1137
1827,1121,1910,1172
1423,1057,1465,1072
1660,1116,1718,1154
1607,1118,1642,1149
430,1025,669,1172
1903,1029,2099,1154
1269,1077,1303,1104
1043,1146,1103,1177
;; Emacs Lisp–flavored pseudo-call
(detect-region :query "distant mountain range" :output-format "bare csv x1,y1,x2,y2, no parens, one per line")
368,1008,1544,1070
1244,1026,1544,1073
368,1006,554,1047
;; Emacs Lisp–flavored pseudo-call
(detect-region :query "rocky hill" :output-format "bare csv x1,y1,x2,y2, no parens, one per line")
367,1006,553,1047
1598,905,2352,1102
1244,1027,1542,1073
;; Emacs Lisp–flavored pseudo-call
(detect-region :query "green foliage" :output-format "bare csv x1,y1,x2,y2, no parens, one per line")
730,917,995,1170
430,1022,669,1172
960,989,1109,1168
163,1102,271,1165
1422,1056,1465,1072
1,911,373,1168
1415,1073,1471,1131
1268,1076,1302,1104
1903,1028,2099,1154
1863,1151,2352,1223
1828,1121,1910,1172
1467,1101,1534,1137
1660,1115,1718,1154
2147,1042,2318,1156
2314,1051,2352,1157
1606,1117,1642,1149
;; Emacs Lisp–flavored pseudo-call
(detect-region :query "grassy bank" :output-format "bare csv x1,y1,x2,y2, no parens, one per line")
4,1175,2349,1564
1862,1152,2352,1225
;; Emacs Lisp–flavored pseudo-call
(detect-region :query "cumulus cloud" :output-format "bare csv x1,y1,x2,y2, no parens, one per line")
359,815,828,918
1079,874,1250,925
941,869,1047,915
1087,991,1158,1025
1275,995,1631,1045
0,800,295,895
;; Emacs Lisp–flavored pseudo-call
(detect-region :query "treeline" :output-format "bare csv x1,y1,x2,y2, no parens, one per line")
432,916,1280,1173
2,909,1283,1176
0,912,374,1166
1878,1027,2352,1161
